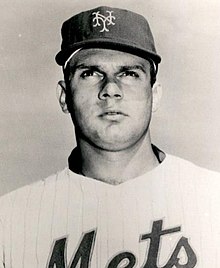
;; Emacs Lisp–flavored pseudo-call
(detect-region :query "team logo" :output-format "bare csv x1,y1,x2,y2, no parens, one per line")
47,220,197,268
92,10,116,32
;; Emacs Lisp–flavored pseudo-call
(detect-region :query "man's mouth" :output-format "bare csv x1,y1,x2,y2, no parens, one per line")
104,111,122,115
99,110,128,120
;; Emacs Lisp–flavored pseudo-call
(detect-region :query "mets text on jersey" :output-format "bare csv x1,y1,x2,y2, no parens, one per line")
47,219,197,268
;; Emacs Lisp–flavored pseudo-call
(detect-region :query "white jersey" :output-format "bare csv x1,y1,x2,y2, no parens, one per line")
0,154,220,267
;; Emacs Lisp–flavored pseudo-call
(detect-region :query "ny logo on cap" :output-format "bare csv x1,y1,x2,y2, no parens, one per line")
92,11,116,32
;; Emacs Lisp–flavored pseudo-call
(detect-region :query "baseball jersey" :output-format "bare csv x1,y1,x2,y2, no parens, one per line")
0,154,220,267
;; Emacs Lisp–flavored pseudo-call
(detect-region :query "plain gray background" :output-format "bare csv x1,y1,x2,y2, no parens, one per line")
1,0,220,195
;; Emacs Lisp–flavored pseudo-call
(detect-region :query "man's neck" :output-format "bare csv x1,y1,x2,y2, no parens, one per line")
69,135,160,185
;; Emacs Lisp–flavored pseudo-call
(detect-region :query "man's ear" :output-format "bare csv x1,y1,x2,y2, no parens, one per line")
152,82,162,112
56,80,69,113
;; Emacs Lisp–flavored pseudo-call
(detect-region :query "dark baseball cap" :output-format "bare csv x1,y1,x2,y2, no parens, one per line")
55,6,161,68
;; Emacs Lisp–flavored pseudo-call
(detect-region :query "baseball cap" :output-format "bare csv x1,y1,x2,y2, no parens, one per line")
55,6,161,69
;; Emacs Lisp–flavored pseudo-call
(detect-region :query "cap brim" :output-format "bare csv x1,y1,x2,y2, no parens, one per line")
55,38,161,66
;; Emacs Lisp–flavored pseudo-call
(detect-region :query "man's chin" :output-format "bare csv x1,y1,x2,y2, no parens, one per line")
91,136,141,152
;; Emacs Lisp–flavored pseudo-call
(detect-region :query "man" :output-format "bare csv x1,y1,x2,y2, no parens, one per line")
0,6,220,268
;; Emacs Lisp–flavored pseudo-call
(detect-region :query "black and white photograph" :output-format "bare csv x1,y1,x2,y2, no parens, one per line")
0,0,220,267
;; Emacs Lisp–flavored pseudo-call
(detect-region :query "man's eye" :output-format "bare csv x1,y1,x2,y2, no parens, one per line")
80,70,96,78
121,71,139,78
80,70,103,79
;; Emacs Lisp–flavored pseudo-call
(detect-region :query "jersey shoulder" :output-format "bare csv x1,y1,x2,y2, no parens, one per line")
165,154,220,191
0,168,70,213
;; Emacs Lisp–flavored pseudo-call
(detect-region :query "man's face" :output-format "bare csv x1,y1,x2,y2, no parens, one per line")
65,48,154,151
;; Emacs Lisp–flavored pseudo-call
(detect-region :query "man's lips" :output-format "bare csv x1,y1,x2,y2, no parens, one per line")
99,110,128,120
99,110,128,117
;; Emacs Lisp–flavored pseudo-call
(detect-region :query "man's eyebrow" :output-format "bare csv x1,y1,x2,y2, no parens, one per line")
118,65,148,73
70,63,101,71
69,63,150,73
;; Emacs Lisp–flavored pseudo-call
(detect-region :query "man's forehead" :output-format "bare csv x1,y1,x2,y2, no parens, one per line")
68,48,151,69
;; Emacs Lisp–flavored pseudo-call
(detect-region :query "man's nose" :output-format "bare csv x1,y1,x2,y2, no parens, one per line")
98,80,124,100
